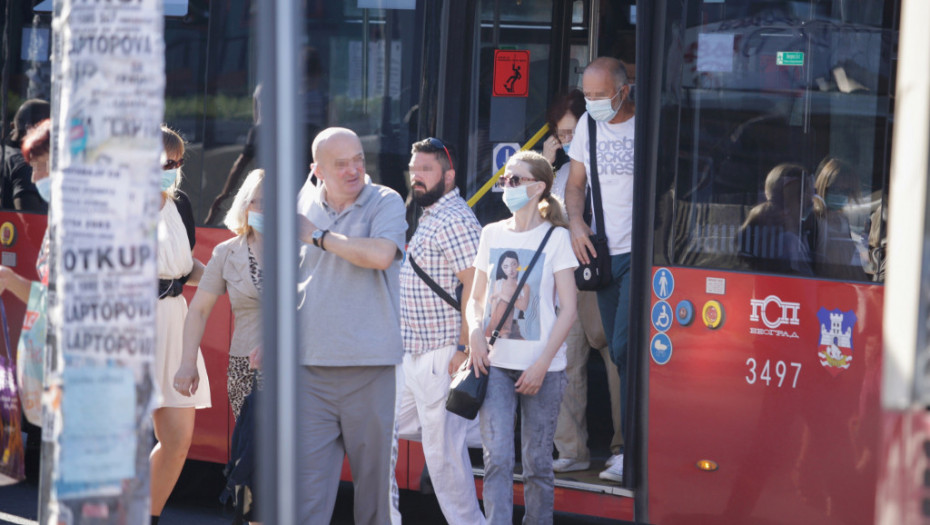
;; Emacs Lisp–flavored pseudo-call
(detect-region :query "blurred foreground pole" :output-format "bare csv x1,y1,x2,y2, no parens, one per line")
39,1,164,523
257,0,303,523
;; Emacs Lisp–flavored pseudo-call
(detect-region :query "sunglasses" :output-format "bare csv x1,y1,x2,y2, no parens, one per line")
163,158,184,170
427,137,454,171
500,174,537,188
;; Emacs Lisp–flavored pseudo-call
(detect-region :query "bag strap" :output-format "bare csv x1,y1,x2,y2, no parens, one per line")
587,115,607,242
0,299,12,363
488,226,556,345
409,255,461,311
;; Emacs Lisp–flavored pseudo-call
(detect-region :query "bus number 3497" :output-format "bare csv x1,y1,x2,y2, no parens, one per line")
745,359,802,388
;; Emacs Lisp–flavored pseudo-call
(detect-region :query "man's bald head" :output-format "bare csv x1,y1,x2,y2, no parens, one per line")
584,57,628,89
312,127,360,163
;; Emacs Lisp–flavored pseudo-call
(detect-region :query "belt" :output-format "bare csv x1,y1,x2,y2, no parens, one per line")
158,274,190,299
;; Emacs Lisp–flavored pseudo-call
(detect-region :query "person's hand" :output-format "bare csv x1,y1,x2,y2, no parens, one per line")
448,349,468,376
469,333,491,378
542,135,560,165
298,215,319,244
515,359,549,395
0,266,18,295
569,218,595,264
249,345,263,370
173,363,200,396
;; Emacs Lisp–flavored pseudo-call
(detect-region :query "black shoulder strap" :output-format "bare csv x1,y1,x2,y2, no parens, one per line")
174,190,196,249
488,226,556,345
587,115,607,242
409,255,461,311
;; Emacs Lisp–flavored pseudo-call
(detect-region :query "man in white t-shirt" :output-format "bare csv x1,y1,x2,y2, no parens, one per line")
565,57,635,483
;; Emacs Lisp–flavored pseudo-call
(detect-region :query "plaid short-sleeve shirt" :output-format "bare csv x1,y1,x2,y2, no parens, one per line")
400,188,482,354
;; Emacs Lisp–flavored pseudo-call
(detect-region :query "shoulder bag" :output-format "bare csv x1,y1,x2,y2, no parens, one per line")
446,226,555,420
574,115,613,290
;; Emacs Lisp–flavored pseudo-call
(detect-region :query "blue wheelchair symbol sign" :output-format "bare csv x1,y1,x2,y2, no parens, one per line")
496,145,517,167
652,268,674,300
650,333,672,365
651,301,673,332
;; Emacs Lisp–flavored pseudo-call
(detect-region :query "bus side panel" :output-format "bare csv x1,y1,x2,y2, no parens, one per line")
0,212,47,363
875,410,930,525
648,268,881,525
185,226,235,463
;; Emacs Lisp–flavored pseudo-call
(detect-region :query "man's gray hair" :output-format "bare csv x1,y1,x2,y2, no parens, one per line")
585,57,628,88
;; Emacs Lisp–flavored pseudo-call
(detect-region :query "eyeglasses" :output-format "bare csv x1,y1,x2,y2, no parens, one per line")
556,130,574,143
163,158,184,170
500,174,537,187
427,137,454,171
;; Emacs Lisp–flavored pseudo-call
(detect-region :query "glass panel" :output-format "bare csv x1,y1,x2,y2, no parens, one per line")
653,0,895,283
480,0,553,24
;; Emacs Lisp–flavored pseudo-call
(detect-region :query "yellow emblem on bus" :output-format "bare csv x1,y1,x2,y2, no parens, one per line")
702,300,724,329
0,221,16,247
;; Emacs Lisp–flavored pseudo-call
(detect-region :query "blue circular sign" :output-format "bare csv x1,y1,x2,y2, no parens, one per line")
651,333,673,365
651,301,673,333
653,268,674,300
676,300,694,327
496,145,517,169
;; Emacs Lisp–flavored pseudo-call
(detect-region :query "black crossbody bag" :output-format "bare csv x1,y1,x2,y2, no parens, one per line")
408,255,462,311
574,116,613,290
446,226,555,420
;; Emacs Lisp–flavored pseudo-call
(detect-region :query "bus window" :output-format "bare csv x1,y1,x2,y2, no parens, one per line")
652,1,894,283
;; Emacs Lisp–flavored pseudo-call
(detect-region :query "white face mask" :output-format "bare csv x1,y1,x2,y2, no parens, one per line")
585,89,623,122
35,177,51,203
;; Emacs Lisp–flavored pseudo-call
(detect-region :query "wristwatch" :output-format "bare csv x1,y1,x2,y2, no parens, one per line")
311,229,329,250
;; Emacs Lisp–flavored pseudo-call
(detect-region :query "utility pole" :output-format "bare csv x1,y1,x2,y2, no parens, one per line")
39,1,164,523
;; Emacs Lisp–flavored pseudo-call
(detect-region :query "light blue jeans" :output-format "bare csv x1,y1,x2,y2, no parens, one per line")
480,366,566,525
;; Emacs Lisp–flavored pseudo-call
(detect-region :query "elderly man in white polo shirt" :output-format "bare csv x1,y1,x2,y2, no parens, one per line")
296,127,407,524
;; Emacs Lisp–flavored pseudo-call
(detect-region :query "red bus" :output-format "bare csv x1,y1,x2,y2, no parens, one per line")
2,0,918,523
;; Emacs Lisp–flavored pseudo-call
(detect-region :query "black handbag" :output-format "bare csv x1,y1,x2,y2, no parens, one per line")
446,226,556,419
574,115,613,291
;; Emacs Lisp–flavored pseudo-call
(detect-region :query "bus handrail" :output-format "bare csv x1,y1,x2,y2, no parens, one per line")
467,123,550,208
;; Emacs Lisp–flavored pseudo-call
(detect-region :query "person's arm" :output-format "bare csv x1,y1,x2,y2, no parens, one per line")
449,266,476,374
466,267,491,377
185,258,205,286
515,283,530,311
173,288,220,396
0,266,34,304
565,159,595,264
515,268,577,395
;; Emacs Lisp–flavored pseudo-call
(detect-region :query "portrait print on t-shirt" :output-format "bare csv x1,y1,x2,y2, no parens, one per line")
484,248,544,341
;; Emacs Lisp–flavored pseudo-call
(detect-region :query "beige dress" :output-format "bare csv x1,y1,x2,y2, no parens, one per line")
155,199,211,408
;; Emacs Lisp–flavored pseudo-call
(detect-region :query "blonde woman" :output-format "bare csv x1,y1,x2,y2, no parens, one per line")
466,150,578,524
174,168,264,418
150,126,211,525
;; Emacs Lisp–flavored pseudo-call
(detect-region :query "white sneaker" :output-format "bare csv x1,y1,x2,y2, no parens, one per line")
552,458,590,473
605,453,623,468
599,458,623,482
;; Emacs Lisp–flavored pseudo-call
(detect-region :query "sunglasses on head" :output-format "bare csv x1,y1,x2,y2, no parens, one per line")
427,137,454,171
163,158,184,170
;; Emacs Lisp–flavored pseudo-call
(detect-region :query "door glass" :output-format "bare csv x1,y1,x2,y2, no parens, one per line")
653,1,895,282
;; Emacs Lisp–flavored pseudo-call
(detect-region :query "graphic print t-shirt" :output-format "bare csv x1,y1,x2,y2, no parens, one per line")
568,113,635,255
474,221,577,372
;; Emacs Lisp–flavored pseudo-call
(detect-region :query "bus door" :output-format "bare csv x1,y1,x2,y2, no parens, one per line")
432,0,637,517
639,1,897,524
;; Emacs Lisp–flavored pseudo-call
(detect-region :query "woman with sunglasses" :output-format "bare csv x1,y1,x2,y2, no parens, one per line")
150,125,210,525
466,150,578,524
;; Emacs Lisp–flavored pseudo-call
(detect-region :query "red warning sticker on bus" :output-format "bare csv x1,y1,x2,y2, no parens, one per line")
493,49,529,97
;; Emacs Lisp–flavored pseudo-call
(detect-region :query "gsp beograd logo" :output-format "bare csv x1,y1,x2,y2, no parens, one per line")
749,294,800,339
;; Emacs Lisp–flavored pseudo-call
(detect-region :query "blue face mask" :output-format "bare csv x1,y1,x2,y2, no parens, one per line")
585,90,622,122
825,194,848,210
161,169,178,192
248,211,264,234
562,142,571,154
35,177,51,203
502,185,533,213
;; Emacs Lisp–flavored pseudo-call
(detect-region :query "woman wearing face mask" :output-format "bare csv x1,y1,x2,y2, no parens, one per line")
810,157,868,280
174,169,264,524
0,119,52,305
150,125,210,525
466,151,578,524
542,89,586,200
